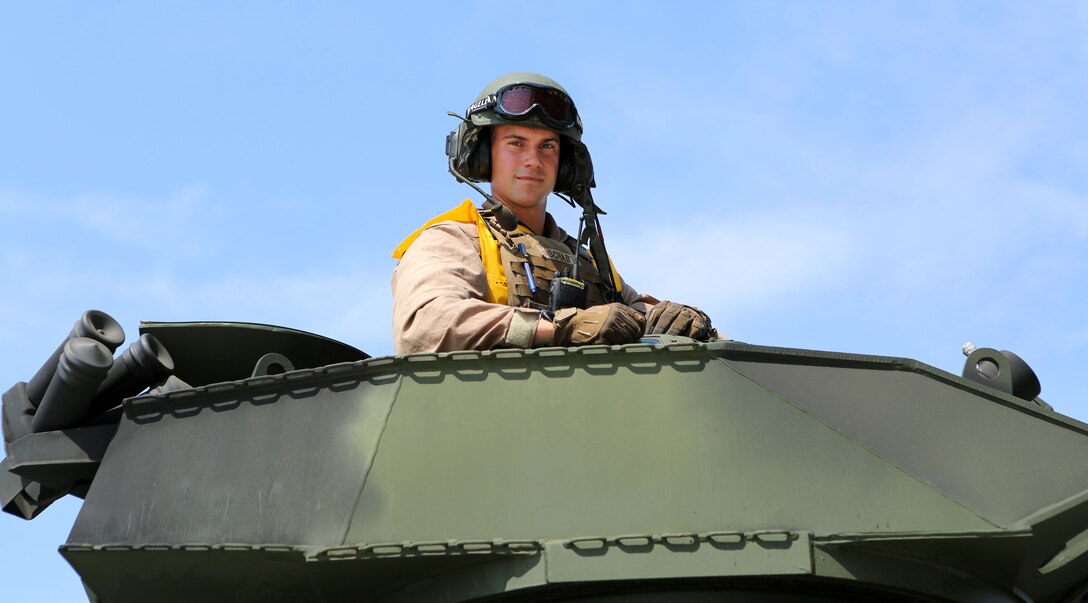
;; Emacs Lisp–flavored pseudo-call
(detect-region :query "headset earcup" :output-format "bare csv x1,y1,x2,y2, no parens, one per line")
448,122,491,183
473,129,490,181
555,147,573,194
555,140,594,196
446,124,463,176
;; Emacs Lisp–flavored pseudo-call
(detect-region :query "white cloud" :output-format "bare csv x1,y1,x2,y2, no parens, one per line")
0,248,394,382
128,266,394,356
68,186,208,240
591,89,1088,345
0,186,223,261
606,207,854,317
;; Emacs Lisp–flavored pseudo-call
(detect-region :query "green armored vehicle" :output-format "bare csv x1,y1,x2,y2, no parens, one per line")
3,310,1088,601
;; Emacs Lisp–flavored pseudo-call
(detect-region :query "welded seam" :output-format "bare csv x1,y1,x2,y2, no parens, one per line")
713,356,1005,531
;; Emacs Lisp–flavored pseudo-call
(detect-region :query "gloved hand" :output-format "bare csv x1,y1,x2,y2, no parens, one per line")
552,303,646,346
645,301,716,341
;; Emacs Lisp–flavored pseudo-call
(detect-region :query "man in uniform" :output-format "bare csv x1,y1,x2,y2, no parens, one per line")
392,72,715,355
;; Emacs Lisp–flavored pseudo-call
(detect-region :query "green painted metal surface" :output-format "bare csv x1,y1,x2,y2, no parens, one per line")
57,341,1088,600
6,326,1088,601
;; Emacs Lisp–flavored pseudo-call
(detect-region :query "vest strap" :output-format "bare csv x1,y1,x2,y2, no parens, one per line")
393,201,624,308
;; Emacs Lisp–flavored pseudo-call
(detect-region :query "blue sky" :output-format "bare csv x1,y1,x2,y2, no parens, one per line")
2,2,1087,598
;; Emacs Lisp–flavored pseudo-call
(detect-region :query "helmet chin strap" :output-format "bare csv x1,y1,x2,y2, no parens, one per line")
570,189,618,303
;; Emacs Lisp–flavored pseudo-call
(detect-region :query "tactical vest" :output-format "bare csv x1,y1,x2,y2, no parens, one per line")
393,200,622,309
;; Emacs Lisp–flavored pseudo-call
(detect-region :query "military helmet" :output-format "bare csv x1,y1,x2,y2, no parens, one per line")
446,72,595,197
466,72,584,142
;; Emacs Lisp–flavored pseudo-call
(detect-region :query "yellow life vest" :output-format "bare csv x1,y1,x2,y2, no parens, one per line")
393,200,623,306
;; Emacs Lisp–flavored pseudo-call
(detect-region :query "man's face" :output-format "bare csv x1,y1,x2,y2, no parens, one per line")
489,124,561,213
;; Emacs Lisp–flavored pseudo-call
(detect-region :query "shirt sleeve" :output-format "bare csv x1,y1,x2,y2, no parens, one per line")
391,222,540,355
618,278,658,315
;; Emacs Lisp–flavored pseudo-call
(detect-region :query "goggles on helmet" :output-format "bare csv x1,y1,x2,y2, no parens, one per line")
468,83,583,134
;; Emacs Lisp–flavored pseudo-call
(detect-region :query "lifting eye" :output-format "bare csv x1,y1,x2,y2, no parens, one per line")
961,343,1042,402
252,353,295,378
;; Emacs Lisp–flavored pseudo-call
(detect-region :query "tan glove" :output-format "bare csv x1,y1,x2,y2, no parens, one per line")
645,301,716,341
552,303,646,346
